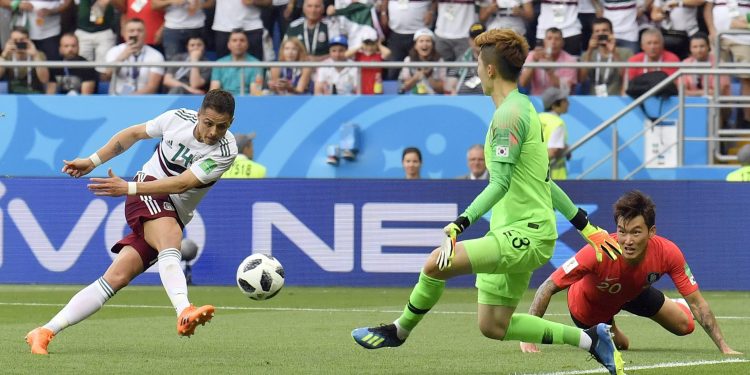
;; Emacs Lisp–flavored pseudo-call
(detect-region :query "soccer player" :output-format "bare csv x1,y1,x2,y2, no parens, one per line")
519,191,742,355
351,29,625,375
25,89,239,355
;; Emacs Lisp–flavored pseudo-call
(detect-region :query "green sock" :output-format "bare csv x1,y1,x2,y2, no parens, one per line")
503,314,581,346
396,272,445,332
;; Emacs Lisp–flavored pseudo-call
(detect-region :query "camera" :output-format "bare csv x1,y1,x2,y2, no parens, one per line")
16,41,27,50
598,34,608,43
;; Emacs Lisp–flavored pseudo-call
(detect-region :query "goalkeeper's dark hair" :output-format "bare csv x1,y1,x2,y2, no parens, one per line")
474,29,528,82
201,89,235,117
613,190,656,228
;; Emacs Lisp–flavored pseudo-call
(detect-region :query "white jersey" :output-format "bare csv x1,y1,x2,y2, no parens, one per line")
142,108,238,225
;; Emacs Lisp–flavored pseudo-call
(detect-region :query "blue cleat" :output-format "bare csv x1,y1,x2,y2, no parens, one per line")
586,323,626,375
352,324,405,349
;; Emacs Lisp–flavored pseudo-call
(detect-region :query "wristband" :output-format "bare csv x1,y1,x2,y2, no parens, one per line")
127,182,137,195
453,216,471,233
89,152,102,167
569,207,589,232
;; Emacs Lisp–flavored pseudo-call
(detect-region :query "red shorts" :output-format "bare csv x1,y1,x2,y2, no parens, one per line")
110,174,183,268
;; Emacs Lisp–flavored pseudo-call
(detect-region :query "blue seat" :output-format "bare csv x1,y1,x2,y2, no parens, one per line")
97,81,110,95
0,81,7,93
382,80,399,95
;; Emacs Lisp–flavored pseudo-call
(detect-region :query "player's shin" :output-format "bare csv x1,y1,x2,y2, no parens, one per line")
504,314,586,348
158,248,191,315
396,272,446,339
43,277,116,334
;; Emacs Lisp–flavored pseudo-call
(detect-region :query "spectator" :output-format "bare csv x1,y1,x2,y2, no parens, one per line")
535,0,582,56
346,27,390,95
519,27,577,95
459,144,487,180
286,0,334,60
269,37,313,94
479,0,534,38
380,0,434,79
578,0,598,54
539,87,570,180
162,36,211,94
153,0,214,61
73,0,118,77
651,0,702,60
210,28,264,96
579,17,633,97
0,5,9,48
624,28,680,89
213,0,269,60
448,22,485,95
398,28,446,95
10,0,72,61
682,32,729,97
223,132,268,178
262,0,291,47
0,26,49,94
314,35,358,95
47,33,97,95
726,144,750,181
433,0,477,62
597,0,641,54
104,18,165,95
118,0,166,49
706,0,750,128
402,146,422,179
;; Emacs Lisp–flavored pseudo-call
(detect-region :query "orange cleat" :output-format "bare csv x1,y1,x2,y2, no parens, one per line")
25,327,54,355
177,304,215,337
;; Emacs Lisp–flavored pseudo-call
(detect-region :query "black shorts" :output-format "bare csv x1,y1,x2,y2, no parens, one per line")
570,286,666,328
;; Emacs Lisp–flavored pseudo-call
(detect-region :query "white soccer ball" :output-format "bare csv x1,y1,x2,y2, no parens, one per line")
236,254,285,300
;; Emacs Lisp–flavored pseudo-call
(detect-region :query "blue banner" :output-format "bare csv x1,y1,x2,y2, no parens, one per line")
0,95,710,179
0,178,747,290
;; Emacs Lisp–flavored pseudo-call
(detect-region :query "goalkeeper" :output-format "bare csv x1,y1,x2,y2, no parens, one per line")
352,29,624,375
519,191,741,355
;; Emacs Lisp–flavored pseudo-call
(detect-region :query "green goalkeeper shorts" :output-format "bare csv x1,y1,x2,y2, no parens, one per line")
463,227,555,307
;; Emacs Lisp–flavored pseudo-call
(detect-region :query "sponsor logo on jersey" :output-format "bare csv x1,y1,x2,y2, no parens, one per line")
199,158,217,174
647,272,660,284
163,201,175,211
166,139,174,148
562,257,578,274
684,263,697,285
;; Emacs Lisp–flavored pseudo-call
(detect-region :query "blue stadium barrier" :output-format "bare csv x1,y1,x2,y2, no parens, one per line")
0,95,712,179
0,178,747,291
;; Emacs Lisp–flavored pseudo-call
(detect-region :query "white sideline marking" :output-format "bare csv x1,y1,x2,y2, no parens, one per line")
526,358,749,375
0,301,749,320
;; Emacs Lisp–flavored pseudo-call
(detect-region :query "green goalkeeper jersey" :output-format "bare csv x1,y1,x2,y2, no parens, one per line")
463,89,557,240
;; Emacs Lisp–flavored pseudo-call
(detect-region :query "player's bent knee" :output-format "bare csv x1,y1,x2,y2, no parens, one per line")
675,320,695,336
102,271,132,291
478,322,507,340
421,249,444,279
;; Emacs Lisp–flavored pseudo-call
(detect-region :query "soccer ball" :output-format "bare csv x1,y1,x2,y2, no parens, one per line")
236,254,285,300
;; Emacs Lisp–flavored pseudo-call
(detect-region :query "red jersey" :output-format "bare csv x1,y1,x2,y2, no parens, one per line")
550,235,699,326
125,0,165,46
355,51,383,95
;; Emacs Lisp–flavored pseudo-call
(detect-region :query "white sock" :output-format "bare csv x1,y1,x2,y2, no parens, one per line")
393,320,410,340
579,330,593,350
158,248,190,315
43,277,115,334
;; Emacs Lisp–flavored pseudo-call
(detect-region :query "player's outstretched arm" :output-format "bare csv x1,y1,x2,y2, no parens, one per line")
520,277,565,353
88,168,204,197
685,290,743,355
62,124,150,178
549,181,622,262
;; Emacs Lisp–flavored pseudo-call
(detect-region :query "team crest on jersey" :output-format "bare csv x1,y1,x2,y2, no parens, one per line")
646,272,660,284
199,158,217,174
163,201,174,211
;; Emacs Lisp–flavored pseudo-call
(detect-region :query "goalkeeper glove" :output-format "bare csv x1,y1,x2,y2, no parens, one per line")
580,222,622,262
437,216,470,271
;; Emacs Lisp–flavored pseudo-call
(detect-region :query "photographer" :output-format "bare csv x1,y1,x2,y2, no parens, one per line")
0,26,49,94
579,17,633,96
103,17,164,95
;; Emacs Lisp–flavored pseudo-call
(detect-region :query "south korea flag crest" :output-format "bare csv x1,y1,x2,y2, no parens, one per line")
496,146,509,158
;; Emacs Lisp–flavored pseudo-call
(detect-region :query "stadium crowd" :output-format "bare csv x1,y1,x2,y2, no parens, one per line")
1,0,749,99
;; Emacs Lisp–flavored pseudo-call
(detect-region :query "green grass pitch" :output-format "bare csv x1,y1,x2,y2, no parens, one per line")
1,285,748,374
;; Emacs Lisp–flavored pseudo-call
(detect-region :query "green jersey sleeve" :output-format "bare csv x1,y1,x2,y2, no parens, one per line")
461,162,513,224
549,180,578,220
488,107,528,165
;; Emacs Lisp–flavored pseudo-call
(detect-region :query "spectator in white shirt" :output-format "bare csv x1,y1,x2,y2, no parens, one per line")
104,18,165,95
